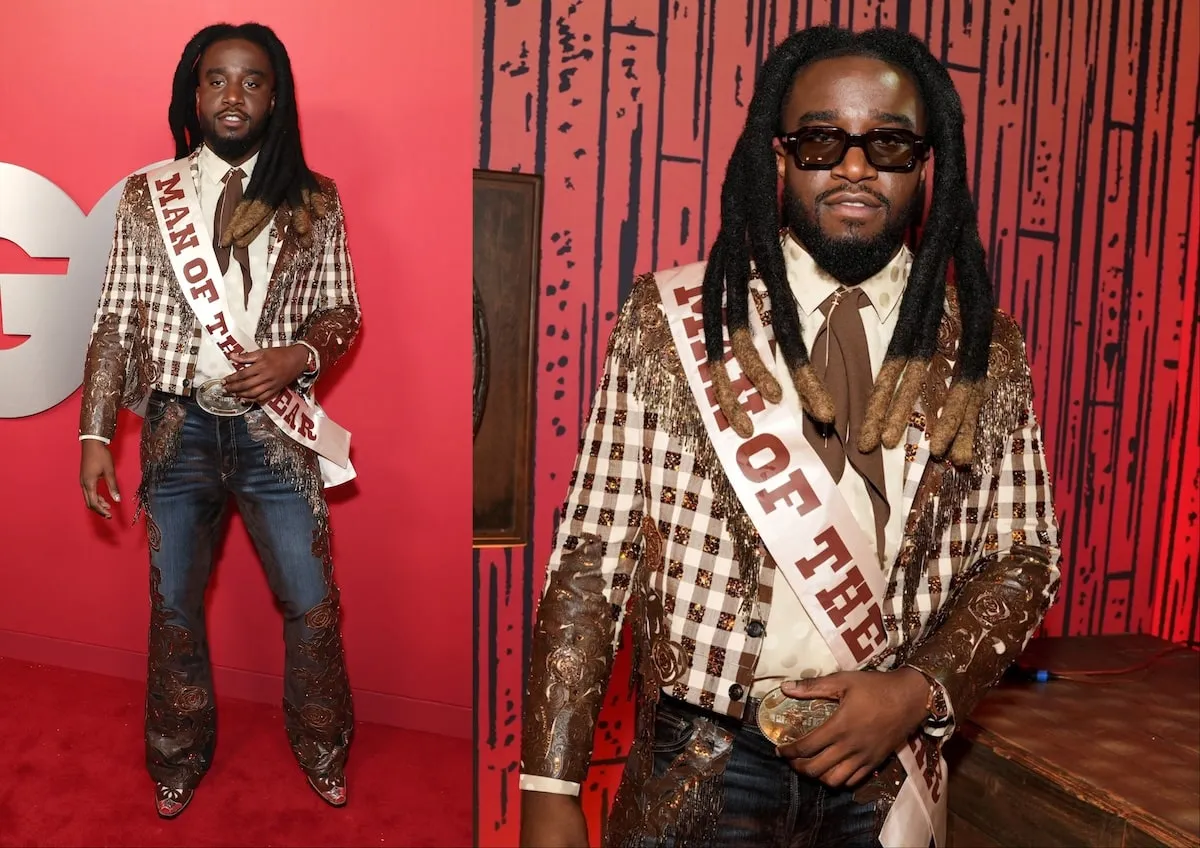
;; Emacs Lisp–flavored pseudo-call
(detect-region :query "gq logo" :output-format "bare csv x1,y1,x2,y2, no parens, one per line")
0,161,166,418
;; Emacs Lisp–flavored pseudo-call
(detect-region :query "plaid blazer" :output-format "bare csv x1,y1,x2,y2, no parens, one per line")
79,149,360,441
521,266,1062,790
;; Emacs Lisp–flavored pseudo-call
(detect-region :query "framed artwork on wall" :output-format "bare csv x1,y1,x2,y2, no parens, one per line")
472,169,543,547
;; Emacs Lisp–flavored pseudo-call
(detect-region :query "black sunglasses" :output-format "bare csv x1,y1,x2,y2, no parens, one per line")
778,126,929,172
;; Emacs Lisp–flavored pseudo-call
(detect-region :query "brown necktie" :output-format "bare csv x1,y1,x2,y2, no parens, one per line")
803,287,891,561
213,167,251,307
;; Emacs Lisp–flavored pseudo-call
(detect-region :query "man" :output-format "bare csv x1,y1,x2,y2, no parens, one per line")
78,23,360,818
519,25,1060,848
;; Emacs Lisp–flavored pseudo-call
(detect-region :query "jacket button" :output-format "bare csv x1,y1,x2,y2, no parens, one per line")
729,684,744,701
747,620,765,638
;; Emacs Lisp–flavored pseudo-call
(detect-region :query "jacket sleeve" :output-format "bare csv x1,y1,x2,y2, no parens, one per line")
297,178,361,379
519,283,654,792
905,315,1062,732
79,181,142,442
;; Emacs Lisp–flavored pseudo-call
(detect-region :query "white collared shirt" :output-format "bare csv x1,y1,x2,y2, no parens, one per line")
193,144,272,386
751,235,910,695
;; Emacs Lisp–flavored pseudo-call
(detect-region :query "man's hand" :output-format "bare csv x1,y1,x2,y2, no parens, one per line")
80,440,120,519
775,668,930,788
223,345,309,405
520,791,589,848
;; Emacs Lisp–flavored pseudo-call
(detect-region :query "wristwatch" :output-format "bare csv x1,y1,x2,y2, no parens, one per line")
298,342,319,377
905,664,950,723
925,678,950,722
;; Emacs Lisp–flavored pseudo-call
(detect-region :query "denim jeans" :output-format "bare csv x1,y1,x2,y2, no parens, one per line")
640,696,878,848
140,391,352,791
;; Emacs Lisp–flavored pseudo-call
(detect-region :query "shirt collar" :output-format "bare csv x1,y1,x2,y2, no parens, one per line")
197,143,259,186
781,231,910,324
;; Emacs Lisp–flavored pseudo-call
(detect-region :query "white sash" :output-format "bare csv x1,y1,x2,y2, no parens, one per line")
656,265,947,848
147,160,354,486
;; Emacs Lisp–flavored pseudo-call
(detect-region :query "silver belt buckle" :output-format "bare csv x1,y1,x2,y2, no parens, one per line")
196,378,253,417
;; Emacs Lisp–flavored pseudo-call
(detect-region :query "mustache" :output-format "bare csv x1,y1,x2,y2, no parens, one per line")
816,186,891,208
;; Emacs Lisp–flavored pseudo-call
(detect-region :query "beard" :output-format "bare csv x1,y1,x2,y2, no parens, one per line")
204,118,269,163
783,183,922,285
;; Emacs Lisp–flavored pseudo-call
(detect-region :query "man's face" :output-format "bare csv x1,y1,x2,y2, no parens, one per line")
195,38,275,164
775,55,927,284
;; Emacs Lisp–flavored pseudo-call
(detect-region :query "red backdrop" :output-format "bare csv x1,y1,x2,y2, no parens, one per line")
0,0,473,740
474,0,1200,843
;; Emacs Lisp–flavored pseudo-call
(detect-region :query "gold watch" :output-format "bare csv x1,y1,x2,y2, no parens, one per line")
906,665,950,722
925,680,949,722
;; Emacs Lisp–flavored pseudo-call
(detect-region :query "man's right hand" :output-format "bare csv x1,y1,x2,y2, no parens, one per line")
80,440,121,519
520,791,589,848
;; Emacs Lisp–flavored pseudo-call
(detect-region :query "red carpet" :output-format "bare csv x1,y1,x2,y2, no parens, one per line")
0,657,471,846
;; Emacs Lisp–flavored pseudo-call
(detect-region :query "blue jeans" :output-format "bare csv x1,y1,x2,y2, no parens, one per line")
634,696,878,848
139,392,352,791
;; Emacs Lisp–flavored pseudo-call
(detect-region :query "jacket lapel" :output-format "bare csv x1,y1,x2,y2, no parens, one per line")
900,398,936,526
900,300,960,527
188,151,202,192
265,205,290,288
252,205,294,337
749,282,779,360
265,205,285,281
187,152,205,243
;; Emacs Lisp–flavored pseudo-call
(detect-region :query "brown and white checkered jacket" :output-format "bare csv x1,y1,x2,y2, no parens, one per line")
521,266,1061,789
79,149,360,441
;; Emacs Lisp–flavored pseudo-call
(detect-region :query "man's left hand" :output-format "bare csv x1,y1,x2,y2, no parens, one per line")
775,668,930,788
224,346,309,404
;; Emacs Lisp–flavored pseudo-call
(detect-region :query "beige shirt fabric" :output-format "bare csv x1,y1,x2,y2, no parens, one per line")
193,144,271,386
749,235,910,698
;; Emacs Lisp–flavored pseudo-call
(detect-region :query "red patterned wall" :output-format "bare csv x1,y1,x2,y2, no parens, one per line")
473,1,1200,843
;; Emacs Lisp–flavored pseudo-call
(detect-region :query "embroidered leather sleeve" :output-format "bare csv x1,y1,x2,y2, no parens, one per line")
521,535,619,786
298,179,361,375
520,287,650,786
904,545,1057,728
79,197,141,441
298,305,359,378
906,324,1061,732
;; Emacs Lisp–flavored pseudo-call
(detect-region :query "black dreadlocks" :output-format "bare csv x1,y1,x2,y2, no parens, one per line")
704,25,994,465
168,22,327,249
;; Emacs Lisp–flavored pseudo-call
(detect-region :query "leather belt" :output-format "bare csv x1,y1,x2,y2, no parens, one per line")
742,696,763,729
151,389,191,403
660,693,764,734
